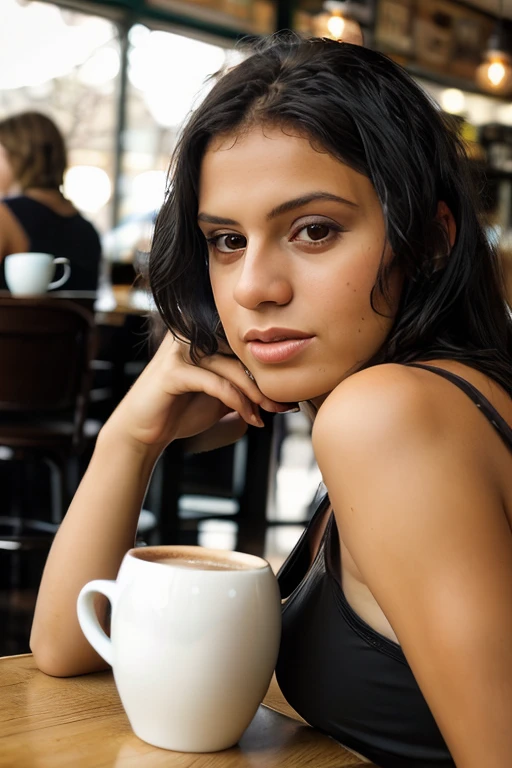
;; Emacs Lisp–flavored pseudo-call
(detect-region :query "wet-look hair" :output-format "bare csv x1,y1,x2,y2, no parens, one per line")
0,111,67,191
149,34,512,393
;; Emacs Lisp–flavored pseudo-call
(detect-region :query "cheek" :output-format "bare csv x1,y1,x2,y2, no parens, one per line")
210,277,238,341
310,246,382,315
209,273,225,316
209,268,223,310
312,246,396,356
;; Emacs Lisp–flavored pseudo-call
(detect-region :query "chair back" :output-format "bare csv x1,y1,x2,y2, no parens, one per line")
0,298,96,438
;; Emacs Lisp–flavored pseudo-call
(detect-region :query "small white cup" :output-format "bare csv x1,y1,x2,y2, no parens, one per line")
4,252,71,296
77,545,282,753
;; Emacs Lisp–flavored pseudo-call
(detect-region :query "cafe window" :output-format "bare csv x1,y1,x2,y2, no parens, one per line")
106,23,245,262
122,24,240,221
0,0,120,233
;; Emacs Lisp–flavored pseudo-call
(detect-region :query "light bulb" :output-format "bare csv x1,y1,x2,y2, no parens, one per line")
476,52,512,95
327,14,345,39
488,60,506,86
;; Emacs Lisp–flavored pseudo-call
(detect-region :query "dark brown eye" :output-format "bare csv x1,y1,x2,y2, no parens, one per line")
306,223,330,241
224,234,246,250
210,233,247,253
292,221,345,248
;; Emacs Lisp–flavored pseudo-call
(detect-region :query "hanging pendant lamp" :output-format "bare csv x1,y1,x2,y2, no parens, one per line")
476,0,512,96
314,1,365,45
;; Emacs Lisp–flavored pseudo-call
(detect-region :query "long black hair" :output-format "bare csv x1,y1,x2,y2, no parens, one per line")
149,34,512,393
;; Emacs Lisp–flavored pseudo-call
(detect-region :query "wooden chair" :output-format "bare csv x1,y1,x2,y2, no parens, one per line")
0,297,98,555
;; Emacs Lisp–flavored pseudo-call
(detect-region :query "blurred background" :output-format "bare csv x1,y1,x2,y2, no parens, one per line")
2,0,512,289
2,0,512,654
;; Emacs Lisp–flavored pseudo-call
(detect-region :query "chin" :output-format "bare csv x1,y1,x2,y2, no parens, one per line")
255,375,332,405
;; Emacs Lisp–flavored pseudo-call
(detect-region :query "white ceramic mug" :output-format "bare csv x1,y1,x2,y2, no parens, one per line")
77,545,282,753
4,252,71,295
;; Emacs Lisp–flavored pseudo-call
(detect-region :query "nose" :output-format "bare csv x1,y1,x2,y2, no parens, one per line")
233,239,293,310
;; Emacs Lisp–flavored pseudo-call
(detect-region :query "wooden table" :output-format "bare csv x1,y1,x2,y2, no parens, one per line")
0,655,372,768
0,287,150,324
94,284,152,327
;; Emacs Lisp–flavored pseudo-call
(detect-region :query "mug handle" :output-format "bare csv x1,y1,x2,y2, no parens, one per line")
48,257,71,290
77,579,119,666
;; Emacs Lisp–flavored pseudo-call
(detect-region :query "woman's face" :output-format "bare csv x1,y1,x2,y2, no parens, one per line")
198,125,400,405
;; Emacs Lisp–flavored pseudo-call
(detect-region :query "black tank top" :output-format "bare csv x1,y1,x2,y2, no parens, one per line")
1,196,101,291
276,363,512,768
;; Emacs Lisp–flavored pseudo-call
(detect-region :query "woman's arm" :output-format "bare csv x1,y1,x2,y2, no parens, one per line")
0,202,30,259
31,334,285,677
313,364,512,768
30,431,160,677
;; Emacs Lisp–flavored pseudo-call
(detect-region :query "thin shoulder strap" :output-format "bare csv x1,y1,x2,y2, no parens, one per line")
407,363,512,449
277,494,330,599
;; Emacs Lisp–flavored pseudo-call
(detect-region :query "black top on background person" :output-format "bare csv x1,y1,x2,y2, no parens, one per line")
0,111,101,291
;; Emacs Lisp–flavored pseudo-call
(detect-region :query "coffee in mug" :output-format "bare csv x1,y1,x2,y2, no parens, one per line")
77,545,281,753
4,252,71,295
140,550,255,570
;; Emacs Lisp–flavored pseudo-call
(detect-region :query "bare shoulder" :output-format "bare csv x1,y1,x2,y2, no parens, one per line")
0,201,20,227
0,201,29,257
312,365,512,764
312,363,444,456
312,361,511,498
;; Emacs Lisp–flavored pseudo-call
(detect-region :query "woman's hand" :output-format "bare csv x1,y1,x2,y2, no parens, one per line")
31,331,295,676
105,332,292,453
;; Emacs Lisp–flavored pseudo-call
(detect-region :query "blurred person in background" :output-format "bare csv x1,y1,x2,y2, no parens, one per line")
0,111,101,291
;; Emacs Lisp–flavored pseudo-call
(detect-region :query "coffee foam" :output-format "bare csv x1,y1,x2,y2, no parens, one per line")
132,546,266,572
152,556,250,571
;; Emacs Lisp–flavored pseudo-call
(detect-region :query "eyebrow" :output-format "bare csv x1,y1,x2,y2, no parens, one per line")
197,191,358,226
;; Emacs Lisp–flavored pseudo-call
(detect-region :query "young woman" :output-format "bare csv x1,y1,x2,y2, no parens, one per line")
0,111,101,291
30,36,512,768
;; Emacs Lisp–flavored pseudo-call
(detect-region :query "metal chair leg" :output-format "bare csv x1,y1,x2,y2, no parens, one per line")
44,457,65,525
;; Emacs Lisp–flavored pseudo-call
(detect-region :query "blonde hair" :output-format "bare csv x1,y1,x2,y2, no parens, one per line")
0,111,67,190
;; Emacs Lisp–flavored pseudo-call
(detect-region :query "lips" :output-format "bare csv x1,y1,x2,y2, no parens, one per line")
244,329,314,364
243,327,312,343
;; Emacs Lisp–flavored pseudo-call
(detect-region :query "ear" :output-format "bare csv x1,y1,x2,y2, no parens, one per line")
436,201,456,250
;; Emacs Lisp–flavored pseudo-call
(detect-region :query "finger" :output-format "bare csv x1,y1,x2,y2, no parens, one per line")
151,334,263,426
165,335,296,415
171,364,265,427
196,354,291,413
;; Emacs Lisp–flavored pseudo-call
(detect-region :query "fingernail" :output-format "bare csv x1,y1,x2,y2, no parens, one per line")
275,404,300,413
274,401,299,411
250,413,264,427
